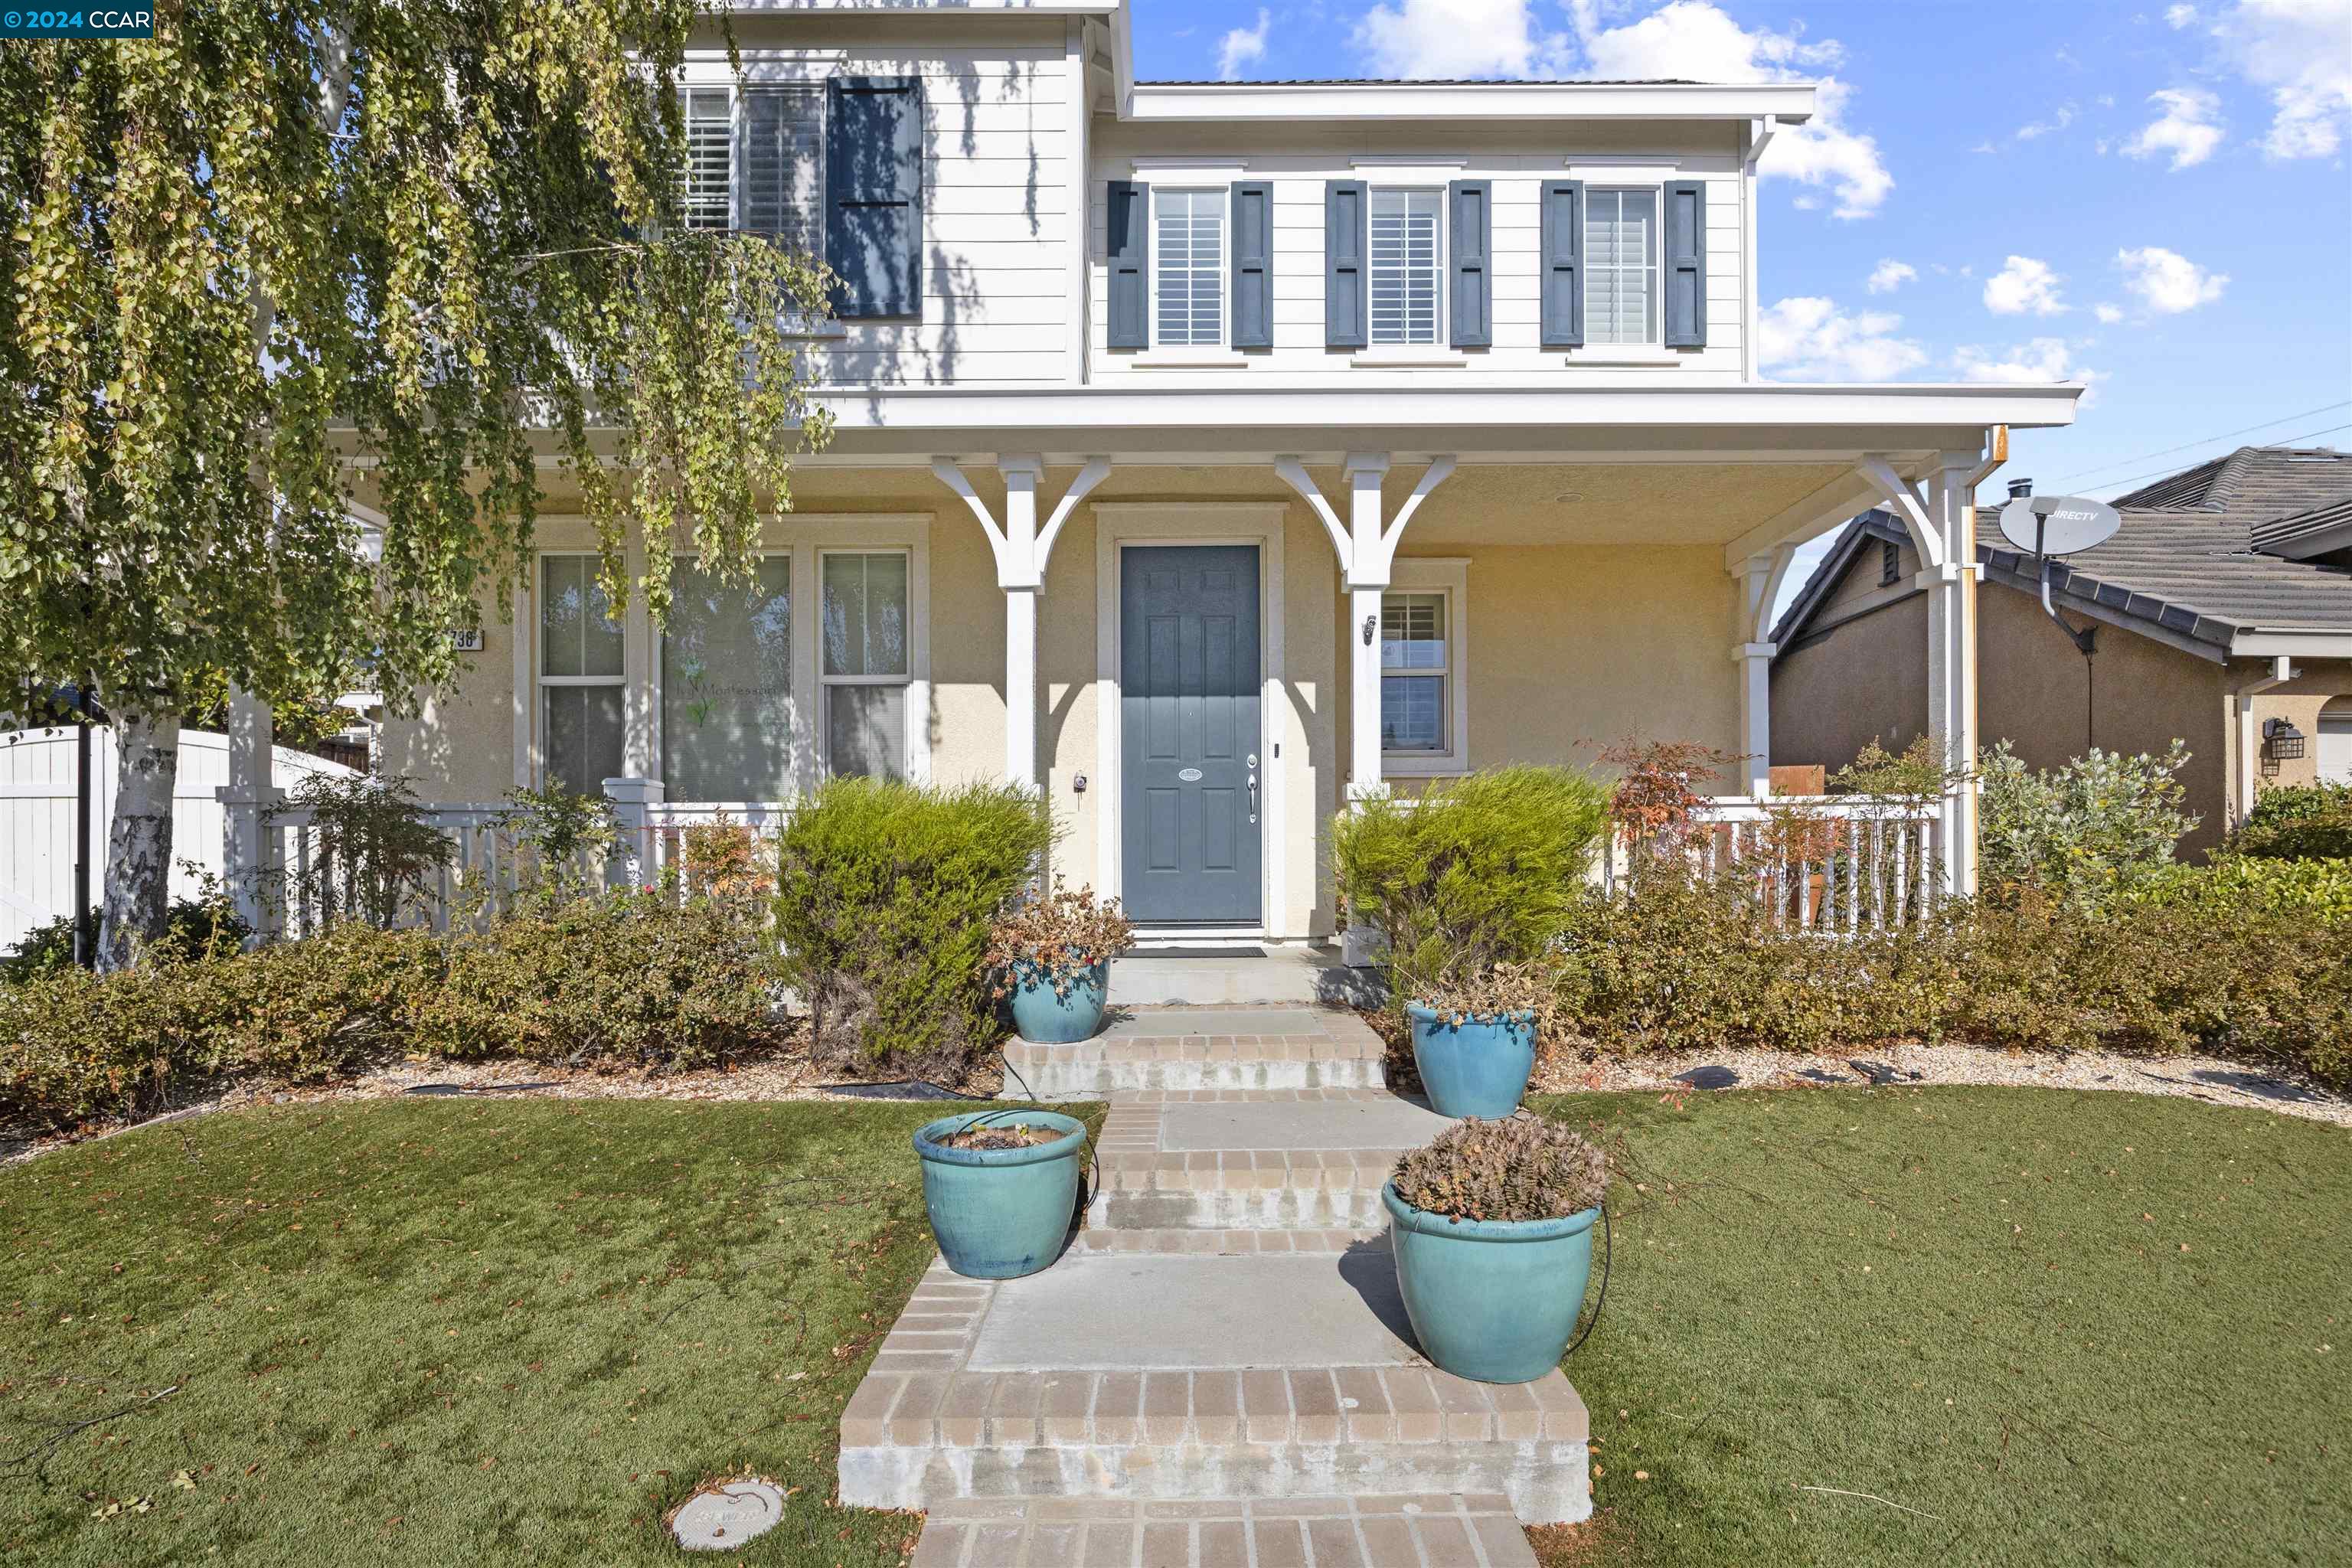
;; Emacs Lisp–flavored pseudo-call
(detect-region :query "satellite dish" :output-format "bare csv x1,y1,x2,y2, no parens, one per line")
1998,495,2121,557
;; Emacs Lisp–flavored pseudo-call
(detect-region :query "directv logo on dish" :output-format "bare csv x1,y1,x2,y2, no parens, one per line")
2,9,155,36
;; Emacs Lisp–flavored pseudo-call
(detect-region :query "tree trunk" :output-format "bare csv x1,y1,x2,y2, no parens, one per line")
99,708,181,972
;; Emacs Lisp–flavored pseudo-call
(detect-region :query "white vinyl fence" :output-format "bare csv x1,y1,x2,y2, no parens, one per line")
0,725,358,952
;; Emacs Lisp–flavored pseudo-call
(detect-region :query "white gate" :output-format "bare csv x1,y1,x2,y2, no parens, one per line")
0,726,357,952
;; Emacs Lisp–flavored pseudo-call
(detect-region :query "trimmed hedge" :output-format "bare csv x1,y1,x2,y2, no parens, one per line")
773,777,1053,1073
2226,782,2352,862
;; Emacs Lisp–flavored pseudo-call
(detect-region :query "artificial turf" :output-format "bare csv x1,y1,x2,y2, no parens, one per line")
1533,1086,2350,1568
2,1088,2344,1567
0,1097,1073,1566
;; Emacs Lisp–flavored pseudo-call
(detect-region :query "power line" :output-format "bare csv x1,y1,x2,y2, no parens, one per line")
2045,400,2352,485
2088,422,2352,498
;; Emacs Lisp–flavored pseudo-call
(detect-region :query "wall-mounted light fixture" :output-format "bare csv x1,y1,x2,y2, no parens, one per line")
1362,614,1377,646
2262,717,2307,766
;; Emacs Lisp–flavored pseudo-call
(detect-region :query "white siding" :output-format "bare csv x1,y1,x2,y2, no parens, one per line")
1088,126,1750,382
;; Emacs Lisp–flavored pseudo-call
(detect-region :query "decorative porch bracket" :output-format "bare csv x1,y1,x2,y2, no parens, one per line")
1728,542,1800,798
1274,453,1459,800
930,454,1113,792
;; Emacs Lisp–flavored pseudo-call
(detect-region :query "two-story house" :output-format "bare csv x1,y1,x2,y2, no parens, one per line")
338,0,2079,939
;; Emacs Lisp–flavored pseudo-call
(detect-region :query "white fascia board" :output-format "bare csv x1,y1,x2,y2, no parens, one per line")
2230,632,2352,658
1125,80,1818,124
815,381,2082,441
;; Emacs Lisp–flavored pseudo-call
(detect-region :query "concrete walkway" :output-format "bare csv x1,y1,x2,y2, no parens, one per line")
843,1000,1590,1566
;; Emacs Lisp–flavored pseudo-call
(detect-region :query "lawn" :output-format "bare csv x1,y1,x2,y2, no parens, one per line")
1534,1086,2350,1568
2,1088,2344,1568
0,1097,1073,1566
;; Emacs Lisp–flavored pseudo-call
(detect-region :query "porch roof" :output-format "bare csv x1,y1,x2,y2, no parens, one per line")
805,381,2082,469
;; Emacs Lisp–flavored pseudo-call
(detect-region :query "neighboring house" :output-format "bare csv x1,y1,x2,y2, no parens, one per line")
206,0,2079,942
1771,446,2352,855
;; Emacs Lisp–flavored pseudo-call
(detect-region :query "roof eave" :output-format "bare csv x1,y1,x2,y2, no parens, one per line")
1123,78,1819,124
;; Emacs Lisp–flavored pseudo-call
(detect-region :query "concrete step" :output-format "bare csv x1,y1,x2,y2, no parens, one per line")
1003,1009,1388,1099
910,1493,1540,1567
1091,1089,1454,1230
1110,948,1382,1009
838,1253,1592,1525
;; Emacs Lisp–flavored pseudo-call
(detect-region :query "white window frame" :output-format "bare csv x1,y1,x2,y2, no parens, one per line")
1148,185,1229,351
1583,185,1662,348
1367,185,1446,350
1380,558,1469,776
521,518,932,799
818,546,922,783
534,552,628,795
678,83,739,231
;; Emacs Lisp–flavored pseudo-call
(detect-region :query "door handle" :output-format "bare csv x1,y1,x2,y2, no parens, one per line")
1247,773,1258,822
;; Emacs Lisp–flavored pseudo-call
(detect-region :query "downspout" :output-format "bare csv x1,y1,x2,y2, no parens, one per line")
2230,655,2299,828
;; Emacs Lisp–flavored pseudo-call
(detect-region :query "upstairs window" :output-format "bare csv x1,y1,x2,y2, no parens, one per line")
1585,188,1659,345
1369,188,1442,346
1152,188,1226,347
679,88,735,231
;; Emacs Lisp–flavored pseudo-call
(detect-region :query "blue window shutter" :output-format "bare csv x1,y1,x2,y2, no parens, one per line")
1325,180,1367,350
1106,180,1148,349
1230,180,1273,351
825,77,923,319
1540,179,1584,348
1663,179,1707,348
1448,179,1491,349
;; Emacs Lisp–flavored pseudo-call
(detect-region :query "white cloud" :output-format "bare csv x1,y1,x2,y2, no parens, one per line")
2164,3,2198,26
1953,338,2105,402
1758,296,1929,381
1867,259,1917,294
2016,103,2078,139
2213,0,2352,158
2116,245,2230,312
2121,87,2226,168
1984,256,2068,317
2093,302,2125,323
1569,1,1894,217
1218,8,1272,80
1351,0,1570,78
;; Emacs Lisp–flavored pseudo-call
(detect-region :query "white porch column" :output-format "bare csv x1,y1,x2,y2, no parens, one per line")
621,526,657,779
1922,456,1981,896
1730,546,1797,798
931,455,1112,795
1344,453,1392,801
997,456,1044,792
223,684,277,940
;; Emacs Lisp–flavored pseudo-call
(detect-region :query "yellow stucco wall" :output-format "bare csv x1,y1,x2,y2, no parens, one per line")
379,469,1757,936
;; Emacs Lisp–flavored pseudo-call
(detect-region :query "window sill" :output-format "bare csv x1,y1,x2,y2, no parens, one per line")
782,317,849,341
1381,756,1469,777
1122,351,1255,368
1562,348,1690,367
1350,351,1470,369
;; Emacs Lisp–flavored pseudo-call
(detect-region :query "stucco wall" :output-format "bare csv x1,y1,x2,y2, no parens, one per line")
1769,592,1929,775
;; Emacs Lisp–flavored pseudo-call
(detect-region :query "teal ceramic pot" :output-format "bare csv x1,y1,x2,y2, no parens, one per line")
1006,961,1109,1044
1406,1003,1537,1119
1383,1180,1599,1383
913,1111,1087,1279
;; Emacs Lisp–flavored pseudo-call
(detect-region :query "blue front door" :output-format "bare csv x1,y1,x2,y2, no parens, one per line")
1120,545,1263,925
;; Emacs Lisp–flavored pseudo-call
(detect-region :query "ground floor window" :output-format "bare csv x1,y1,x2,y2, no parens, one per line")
1379,559,1468,774
661,555,793,801
538,554,625,795
822,550,912,780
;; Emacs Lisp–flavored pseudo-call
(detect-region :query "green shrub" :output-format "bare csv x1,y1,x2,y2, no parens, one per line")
2127,855,2352,923
1332,766,1611,1005
2226,781,2352,861
1978,740,2199,906
0,889,250,984
411,890,779,1070
277,773,454,928
773,777,1053,1072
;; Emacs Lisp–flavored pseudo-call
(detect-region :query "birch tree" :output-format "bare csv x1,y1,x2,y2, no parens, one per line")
0,5,831,967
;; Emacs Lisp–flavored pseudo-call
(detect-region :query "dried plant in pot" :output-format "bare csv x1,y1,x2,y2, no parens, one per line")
983,883,1134,1044
1384,1117,1610,1383
1406,958,1553,1119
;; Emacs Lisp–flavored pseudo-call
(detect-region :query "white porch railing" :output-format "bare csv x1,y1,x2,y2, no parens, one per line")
251,791,798,939
1599,794,1945,933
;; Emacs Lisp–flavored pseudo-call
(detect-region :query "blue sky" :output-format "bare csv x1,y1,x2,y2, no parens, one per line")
1131,0,2352,508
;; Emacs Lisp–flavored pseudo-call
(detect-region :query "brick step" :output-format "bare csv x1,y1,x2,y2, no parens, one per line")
910,1493,1539,1567
838,1254,1591,1527
1002,1009,1389,1100
1070,1227,1382,1257
1087,1086,1452,1230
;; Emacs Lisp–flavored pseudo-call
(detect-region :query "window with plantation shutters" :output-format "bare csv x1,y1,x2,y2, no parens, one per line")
679,88,733,231
1380,593,1448,753
673,85,825,256
1584,188,1659,345
1369,189,1442,346
1152,188,1224,347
